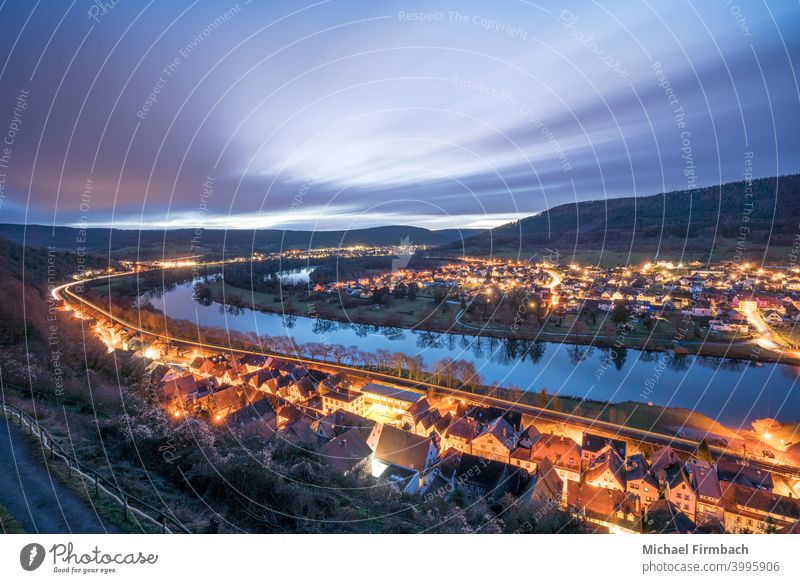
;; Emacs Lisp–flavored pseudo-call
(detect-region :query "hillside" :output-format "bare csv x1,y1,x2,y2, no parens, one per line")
0,224,484,260
443,175,800,265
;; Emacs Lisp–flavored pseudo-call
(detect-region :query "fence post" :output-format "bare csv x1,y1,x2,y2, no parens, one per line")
160,514,167,533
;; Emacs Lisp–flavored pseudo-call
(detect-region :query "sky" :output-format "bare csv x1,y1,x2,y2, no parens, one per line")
0,0,798,232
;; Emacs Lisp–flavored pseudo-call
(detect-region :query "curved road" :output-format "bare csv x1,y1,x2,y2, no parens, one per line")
0,419,119,533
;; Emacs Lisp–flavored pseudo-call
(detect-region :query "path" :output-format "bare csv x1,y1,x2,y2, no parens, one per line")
0,419,119,533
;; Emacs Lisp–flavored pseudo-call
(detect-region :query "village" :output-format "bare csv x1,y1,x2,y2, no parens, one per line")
125,345,800,535
302,255,800,355
53,253,800,535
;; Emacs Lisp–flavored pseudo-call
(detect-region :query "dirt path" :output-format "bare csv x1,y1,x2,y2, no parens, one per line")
0,419,120,533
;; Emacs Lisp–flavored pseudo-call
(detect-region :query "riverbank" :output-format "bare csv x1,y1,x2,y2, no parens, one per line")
71,278,800,469
203,280,795,366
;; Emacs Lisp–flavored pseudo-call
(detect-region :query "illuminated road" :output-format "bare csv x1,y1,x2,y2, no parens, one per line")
544,268,562,290
739,303,786,352
56,270,800,480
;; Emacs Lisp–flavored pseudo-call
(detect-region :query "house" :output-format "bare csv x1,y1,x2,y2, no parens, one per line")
470,416,518,463
510,446,538,474
244,369,280,393
188,384,265,419
567,481,640,533
373,426,438,477
584,446,626,491
159,372,200,399
442,416,482,454
361,383,425,415
722,483,800,533
318,428,373,474
526,457,564,507
282,416,318,446
313,409,382,451
625,454,659,508
665,463,697,523
581,432,626,469
689,298,715,318
412,408,443,438
762,310,784,326
282,377,317,403
650,445,681,478
275,402,305,429
238,354,268,373
375,463,422,495
642,500,696,534
458,405,522,431
716,459,774,491
401,397,431,427
320,387,366,416
531,434,582,485
197,355,228,375
227,398,277,439
435,449,528,504
688,459,723,524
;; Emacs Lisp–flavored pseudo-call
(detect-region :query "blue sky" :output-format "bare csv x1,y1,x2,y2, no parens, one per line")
0,0,798,231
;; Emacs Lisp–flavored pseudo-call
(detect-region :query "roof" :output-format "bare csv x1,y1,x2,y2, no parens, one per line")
375,425,432,471
405,397,431,421
531,434,581,470
321,387,362,403
688,459,722,500
318,428,373,472
160,372,198,397
454,452,528,496
531,457,563,501
650,446,681,475
480,416,517,448
567,481,636,523
377,463,419,490
282,417,318,445
665,462,692,490
314,409,377,441
625,453,650,482
644,500,696,534
717,459,774,490
229,398,276,427
238,354,267,368
585,447,626,488
582,432,626,457
444,416,481,441
722,482,800,521
361,383,424,404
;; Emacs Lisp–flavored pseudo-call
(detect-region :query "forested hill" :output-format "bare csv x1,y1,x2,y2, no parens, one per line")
0,224,484,260
444,175,800,263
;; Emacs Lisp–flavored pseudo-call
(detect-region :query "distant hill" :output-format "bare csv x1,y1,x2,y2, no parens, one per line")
0,224,484,260
440,175,800,265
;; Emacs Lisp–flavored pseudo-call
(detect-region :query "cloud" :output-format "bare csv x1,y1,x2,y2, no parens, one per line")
0,1,798,230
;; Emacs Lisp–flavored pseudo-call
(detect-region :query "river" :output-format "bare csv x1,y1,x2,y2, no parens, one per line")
143,279,800,427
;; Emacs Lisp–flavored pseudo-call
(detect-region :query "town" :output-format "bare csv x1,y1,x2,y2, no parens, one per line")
53,254,800,534
138,349,800,534
195,252,800,362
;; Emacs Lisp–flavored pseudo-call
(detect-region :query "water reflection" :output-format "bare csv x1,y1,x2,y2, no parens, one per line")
140,278,800,424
